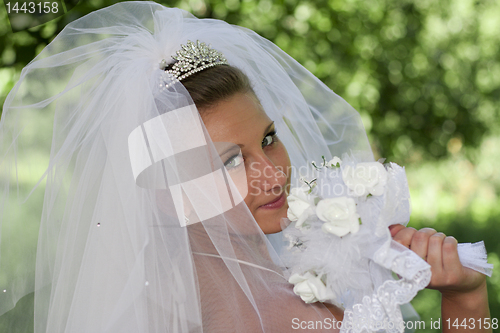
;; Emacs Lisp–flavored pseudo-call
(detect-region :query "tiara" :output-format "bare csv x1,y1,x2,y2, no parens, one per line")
159,40,229,84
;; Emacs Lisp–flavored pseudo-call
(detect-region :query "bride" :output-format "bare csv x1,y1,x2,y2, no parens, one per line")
0,1,490,332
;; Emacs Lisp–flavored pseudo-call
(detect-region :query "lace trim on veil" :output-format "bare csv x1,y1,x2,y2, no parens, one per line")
341,242,431,333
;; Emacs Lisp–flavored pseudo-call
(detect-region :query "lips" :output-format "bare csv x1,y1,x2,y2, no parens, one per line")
259,192,286,209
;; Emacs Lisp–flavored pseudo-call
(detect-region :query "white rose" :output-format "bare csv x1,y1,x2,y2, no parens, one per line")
287,187,316,229
288,272,333,303
316,197,360,237
342,162,388,197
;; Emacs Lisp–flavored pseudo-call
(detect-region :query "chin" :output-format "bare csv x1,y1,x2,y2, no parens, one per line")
257,205,289,234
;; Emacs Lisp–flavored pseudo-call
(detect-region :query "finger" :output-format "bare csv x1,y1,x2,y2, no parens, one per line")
442,236,461,273
409,228,437,260
392,227,417,248
427,232,446,273
389,224,406,237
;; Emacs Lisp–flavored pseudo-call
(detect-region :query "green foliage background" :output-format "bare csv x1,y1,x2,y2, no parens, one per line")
1,0,499,331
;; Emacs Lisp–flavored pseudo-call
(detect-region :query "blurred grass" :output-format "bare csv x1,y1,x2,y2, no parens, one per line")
407,135,500,329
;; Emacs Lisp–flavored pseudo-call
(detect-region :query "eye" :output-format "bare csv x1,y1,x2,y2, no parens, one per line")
262,130,278,148
224,154,244,170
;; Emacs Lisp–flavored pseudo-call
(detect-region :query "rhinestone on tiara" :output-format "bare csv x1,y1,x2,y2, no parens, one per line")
160,40,228,86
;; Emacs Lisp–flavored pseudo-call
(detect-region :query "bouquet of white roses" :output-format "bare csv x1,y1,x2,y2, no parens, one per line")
282,154,492,333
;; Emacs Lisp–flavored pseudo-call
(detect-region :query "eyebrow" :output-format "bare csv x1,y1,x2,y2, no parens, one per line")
218,145,241,160
217,121,275,157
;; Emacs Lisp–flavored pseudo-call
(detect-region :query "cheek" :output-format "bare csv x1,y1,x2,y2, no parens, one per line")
242,143,292,206
243,167,259,204
275,145,292,195
225,166,248,202
272,144,292,175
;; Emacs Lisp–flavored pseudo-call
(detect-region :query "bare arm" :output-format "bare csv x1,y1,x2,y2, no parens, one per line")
441,280,491,332
390,225,492,333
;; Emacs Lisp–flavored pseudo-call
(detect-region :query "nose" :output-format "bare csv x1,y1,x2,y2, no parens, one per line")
248,155,287,194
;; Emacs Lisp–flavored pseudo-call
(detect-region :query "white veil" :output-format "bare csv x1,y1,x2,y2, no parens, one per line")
0,2,386,332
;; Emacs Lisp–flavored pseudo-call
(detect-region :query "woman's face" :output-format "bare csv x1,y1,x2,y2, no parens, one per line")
201,92,291,234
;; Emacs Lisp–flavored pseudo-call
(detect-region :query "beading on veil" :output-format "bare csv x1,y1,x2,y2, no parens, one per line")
0,1,492,332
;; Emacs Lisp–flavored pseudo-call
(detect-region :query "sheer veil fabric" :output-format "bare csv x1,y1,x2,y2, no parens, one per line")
0,2,384,332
